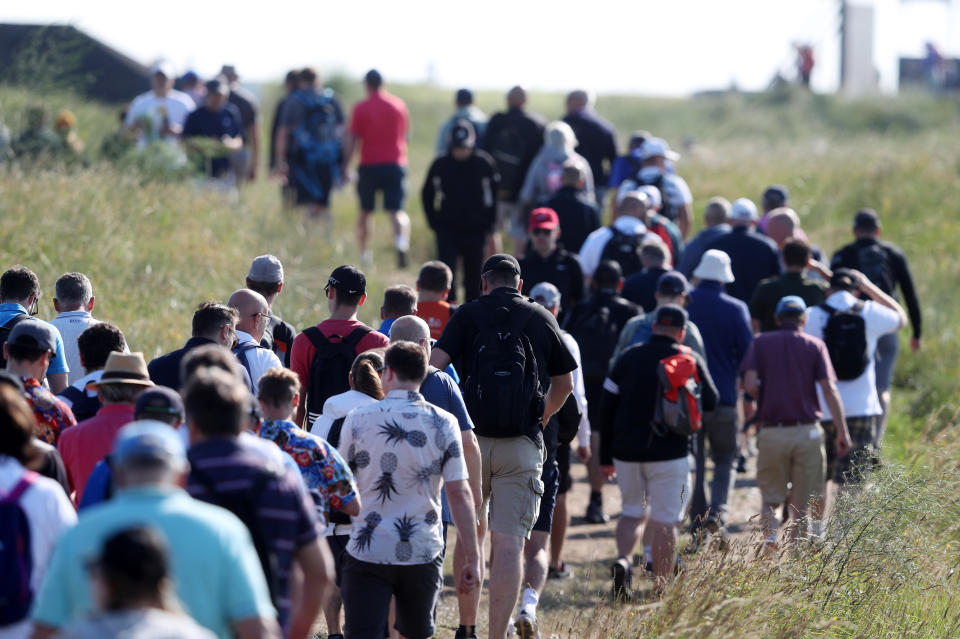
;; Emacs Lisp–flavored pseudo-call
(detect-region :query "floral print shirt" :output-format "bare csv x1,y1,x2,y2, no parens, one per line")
22,377,77,444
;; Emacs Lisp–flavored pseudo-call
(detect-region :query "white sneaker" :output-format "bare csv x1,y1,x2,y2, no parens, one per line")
514,609,539,639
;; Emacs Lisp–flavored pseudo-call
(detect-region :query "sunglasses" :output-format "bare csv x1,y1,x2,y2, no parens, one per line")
531,228,553,236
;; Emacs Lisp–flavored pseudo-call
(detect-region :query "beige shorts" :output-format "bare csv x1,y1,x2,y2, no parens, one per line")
477,435,545,538
756,423,826,509
614,456,691,525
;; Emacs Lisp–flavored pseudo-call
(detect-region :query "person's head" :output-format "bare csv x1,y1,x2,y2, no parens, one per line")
592,260,623,293
149,61,175,95
640,240,668,270
853,208,881,239
184,367,248,440
364,69,383,92
628,130,651,151
528,208,560,255
782,238,812,271
828,268,859,296
506,85,526,108
0,385,36,463
652,304,687,342
257,367,300,422
203,78,229,111
530,281,561,318
389,315,432,357
219,65,239,84
636,185,662,214
298,67,319,89
134,387,185,427
0,265,40,308
692,249,735,285
111,420,188,489
416,261,452,302
191,301,239,347
565,89,591,113
54,110,76,134
284,69,299,92
53,272,94,313
227,289,271,342
180,344,246,388
729,197,758,228
765,208,798,248
762,185,789,213
560,161,583,189
480,254,522,294
179,71,199,91
616,191,650,220
89,527,173,612
640,137,679,171
381,285,417,321
455,88,474,107
325,265,367,314
704,197,731,227
3,320,59,380
349,349,385,399
92,352,153,406
382,341,427,392
448,119,476,160
654,271,692,307
774,295,807,327
544,121,577,153
246,254,285,307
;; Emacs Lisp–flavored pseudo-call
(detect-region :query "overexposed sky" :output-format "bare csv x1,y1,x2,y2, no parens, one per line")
3,0,957,95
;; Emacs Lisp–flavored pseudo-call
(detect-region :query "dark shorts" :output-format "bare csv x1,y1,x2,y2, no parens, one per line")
556,442,573,495
822,416,879,484
291,161,335,206
326,533,351,587
532,455,560,533
874,332,899,392
357,163,406,211
341,552,443,639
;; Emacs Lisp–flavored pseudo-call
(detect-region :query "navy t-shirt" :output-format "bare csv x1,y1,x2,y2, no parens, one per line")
182,104,243,176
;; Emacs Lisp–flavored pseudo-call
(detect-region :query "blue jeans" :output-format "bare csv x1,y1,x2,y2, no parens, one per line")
690,404,740,530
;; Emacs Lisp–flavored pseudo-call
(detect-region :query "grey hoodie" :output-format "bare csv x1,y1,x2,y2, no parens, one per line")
518,121,595,208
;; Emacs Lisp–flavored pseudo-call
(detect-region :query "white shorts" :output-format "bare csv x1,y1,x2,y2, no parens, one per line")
614,456,691,525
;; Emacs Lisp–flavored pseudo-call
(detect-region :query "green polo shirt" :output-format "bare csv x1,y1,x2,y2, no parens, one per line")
749,271,827,332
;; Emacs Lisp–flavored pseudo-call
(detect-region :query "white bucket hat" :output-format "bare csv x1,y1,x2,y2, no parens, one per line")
693,249,735,284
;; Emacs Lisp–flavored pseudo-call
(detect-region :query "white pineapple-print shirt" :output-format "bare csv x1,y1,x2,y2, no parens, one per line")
340,389,468,565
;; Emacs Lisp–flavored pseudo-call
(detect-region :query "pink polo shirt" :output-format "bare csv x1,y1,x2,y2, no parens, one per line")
349,90,409,166
58,403,136,503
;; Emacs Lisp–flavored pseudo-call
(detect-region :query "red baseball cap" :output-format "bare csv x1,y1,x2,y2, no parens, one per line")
528,207,559,232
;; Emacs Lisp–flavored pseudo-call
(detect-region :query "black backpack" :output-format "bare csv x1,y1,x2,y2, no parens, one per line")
564,303,621,385
463,301,544,439
820,302,869,381
488,122,530,196
855,243,895,295
0,314,30,369
599,227,643,277
555,392,582,445
303,326,372,427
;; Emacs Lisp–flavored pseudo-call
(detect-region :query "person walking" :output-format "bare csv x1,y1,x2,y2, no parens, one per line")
543,162,601,254
577,191,660,281
245,255,297,368
227,289,282,388
518,207,584,324
49,272,100,386
750,239,828,333
562,90,617,208
57,323,127,423
435,88,488,156
677,197,732,278
705,198,781,303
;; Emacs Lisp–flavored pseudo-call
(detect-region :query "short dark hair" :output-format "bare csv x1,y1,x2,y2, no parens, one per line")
98,383,147,405
0,266,39,302
285,69,299,85
384,341,427,384
180,344,244,387
417,261,452,293
191,301,238,339
640,241,667,265
782,238,812,269
258,367,300,408
246,278,281,298
364,69,383,89
299,67,318,85
0,385,35,462
5,343,48,364
96,527,169,611
184,367,247,437
382,285,417,319
77,323,126,372
54,272,92,308
482,270,520,289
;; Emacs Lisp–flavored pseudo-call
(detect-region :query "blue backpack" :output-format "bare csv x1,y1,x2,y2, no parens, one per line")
0,472,37,625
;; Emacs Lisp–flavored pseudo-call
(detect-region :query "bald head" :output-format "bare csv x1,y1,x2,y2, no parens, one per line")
389,316,431,355
617,193,650,220
766,208,798,248
507,86,527,108
704,197,731,227
228,288,271,341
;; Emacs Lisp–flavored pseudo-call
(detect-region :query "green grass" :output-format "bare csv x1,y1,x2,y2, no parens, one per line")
2,81,959,637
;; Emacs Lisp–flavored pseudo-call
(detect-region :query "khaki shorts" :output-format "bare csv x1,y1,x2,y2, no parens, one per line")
614,456,691,525
755,423,825,508
477,435,545,538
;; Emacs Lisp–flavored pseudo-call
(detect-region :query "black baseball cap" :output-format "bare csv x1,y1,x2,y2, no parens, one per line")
657,271,691,296
481,254,521,278
205,78,229,95
135,386,185,421
455,88,474,105
654,304,688,328
327,265,366,296
449,119,476,149
830,268,858,291
853,209,880,231
593,260,623,290
762,185,789,209
7,320,58,356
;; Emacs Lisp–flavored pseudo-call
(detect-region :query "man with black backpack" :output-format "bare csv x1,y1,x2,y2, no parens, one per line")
600,305,717,598
290,265,389,429
430,253,576,639
578,191,661,281
804,268,905,491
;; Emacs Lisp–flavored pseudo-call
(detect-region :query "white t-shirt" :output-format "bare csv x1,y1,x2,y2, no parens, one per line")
638,166,693,207
560,332,591,448
578,215,661,277
0,456,77,639
234,331,282,390
49,312,100,386
805,291,901,419
53,609,216,639
124,90,195,147
340,390,467,565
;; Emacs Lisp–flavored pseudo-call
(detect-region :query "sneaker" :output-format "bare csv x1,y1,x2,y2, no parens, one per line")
454,626,478,639
514,609,539,639
585,494,609,524
611,557,633,602
547,561,573,580
736,454,748,473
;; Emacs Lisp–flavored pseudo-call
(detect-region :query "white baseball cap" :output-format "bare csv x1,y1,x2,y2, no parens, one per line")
640,137,680,162
150,60,176,79
730,198,758,222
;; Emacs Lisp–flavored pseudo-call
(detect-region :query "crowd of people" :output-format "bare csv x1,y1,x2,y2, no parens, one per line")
0,75,926,639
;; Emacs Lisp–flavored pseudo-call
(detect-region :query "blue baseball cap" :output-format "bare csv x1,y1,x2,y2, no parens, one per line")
112,420,187,471
775,295,807,316
656,271,691,296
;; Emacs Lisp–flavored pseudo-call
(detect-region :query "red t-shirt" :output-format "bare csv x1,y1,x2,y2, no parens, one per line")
58,403,136,502
290,319,391,393
349,90,409,166
415,301,453,341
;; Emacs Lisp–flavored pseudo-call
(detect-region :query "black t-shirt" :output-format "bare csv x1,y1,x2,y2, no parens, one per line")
435,287,578,394
261,315,297,368
182,104,243,176
621,267,668,314
519,248,584,324
545,186,600,254
421,151,500,234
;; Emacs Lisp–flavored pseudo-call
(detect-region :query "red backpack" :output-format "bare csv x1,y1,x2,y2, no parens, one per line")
651,346,703,438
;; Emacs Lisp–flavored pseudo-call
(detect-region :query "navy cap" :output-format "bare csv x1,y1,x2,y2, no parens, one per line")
7,320,58,356
763,185,789,209
657,271,691,296
135,386,185,421
481,254,520,277
327,265,366,296
775,295,807,315
829,268,858,291
654,304,688,328
853,209,880,231
449,119,476,149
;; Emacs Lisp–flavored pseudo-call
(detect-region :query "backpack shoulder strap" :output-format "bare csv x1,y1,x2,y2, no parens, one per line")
327,416,346,448
819,303,837,316
1,471,37,503
302,326,329,349
1,313,29,332
342,325,373,349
